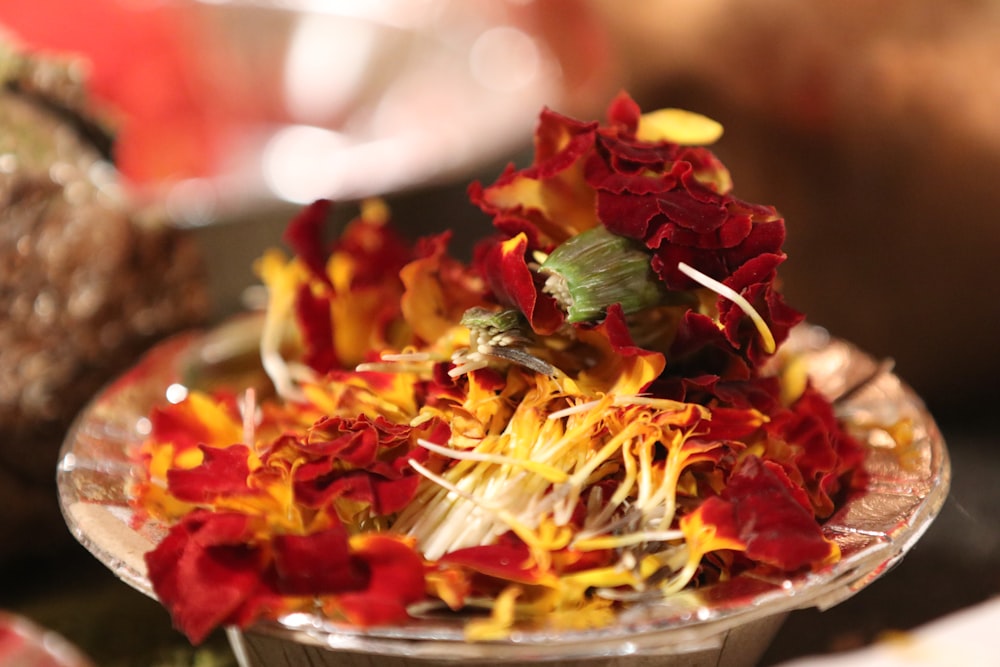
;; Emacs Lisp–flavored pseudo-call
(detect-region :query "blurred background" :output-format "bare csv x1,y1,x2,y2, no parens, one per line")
1,1,997,665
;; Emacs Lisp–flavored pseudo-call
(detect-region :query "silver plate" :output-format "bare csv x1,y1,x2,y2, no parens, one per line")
57,320,949,663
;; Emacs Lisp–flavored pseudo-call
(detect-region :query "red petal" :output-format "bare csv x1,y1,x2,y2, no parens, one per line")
481,234,564,335
148,395,239,452
167,445,254,503
605,90,641,133
766,385,865,517
334,209,413,289
438,538,543,585
595,189,661,238
654,189,729,234
718,253,804,364
292,415,439,514
271,523,368,595
664,310,752,381
530,107,598,176
145,511,265,644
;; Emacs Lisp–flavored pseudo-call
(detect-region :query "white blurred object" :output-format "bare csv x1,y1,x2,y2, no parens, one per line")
776,596,1000,666
0,612,95,667
166,0,613,223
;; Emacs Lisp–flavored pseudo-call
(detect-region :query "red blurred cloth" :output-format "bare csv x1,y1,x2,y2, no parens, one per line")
1,0,227,185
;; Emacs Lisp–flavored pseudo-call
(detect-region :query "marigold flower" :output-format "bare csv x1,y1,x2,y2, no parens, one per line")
135,93,865,645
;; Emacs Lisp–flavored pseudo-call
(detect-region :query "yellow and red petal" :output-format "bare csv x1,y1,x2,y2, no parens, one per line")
400,232,490,345
167,444,256,503
329,534,426,626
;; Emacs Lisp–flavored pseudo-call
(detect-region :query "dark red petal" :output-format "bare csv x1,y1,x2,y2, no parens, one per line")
282,199,333,283
294,282,337,374
654,189,729,234
596,190,661,239
529,107,598,177
665,310,752,382
722,456,838,570
714,253,804,365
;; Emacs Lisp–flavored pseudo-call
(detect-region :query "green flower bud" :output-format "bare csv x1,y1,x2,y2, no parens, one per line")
540,226,692,323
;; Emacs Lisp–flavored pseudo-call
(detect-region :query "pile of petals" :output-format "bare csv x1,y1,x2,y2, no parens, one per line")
133,93,866,644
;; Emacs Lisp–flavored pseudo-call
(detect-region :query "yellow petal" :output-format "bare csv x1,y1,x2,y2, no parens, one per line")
464,586,521,641
636,108,724,146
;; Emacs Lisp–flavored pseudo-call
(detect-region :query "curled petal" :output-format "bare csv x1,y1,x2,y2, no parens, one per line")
481,233,564,335
400,231,489,344
766,385,866,517
719,253,804,366
470,110,599,246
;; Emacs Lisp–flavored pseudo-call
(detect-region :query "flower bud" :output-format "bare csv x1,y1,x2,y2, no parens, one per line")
539,226,693,323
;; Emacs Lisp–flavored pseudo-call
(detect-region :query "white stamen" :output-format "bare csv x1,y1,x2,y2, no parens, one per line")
381,351,434,362
415,439,569,483
548,400,601,420
572,529,685,551
241,388,257,446
447,358,488,377
408,459,520,537
548,395,694,420
677,261,776,354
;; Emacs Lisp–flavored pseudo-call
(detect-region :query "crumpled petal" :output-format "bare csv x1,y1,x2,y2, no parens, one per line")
469,108,599,248
144,510,271,645
681,455,839,573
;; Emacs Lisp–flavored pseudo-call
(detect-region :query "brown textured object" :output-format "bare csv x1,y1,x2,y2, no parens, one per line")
0,40,210,562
